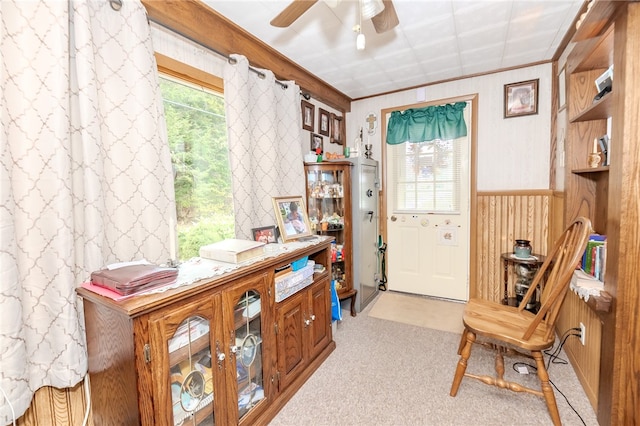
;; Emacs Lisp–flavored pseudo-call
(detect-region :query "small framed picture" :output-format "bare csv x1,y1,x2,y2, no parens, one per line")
310,133,323,152
301,100,314,132
330,113,343,145
504,79,539,118
251,225,279,244
272,196,313,242
318,108,330,136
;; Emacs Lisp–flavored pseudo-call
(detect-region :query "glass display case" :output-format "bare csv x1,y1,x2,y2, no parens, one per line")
304,162,353,301
78,240,336,425
157,276,269,426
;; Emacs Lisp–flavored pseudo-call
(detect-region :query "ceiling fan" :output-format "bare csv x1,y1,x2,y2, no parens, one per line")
270,0,399,34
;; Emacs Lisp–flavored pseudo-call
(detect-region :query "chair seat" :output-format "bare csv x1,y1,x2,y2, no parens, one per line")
462,298,554,351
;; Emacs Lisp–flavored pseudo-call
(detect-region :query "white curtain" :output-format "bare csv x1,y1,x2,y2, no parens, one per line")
223,55,305,240
0,0,175,422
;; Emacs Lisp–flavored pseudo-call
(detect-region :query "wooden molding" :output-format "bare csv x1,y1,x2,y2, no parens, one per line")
156,53,224,93
141,0,351,113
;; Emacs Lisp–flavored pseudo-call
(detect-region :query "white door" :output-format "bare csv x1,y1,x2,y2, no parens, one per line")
385,104,470,301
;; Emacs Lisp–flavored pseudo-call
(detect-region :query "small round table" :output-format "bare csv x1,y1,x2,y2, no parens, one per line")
500,252,546,311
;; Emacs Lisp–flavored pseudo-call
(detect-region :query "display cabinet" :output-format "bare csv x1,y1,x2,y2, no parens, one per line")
147,272,271,426
77,238,335,426
304,161,357,315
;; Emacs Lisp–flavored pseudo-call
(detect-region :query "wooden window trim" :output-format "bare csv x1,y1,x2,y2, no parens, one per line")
155,52,223,94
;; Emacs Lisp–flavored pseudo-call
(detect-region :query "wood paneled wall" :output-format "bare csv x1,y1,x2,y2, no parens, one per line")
556,291,602,410
475,190,554,301
17,381,92,426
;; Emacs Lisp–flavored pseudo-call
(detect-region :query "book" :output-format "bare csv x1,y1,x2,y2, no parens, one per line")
581,234,606,275
199,239,266,264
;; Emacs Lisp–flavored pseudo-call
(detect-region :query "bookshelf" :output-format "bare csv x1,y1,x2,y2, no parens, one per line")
561,2,640,424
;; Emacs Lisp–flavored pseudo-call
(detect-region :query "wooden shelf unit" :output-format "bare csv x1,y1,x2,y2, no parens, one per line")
560,2,640,424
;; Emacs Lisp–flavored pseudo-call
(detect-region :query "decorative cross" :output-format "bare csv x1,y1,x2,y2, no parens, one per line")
365,112,377,135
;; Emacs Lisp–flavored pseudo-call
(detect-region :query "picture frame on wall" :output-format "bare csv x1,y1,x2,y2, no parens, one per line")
272,196,313,242
251,225,279,244
330,113,343,145
504,79,539,118
318,108,330,136
301,100,315,132
310,133,323,152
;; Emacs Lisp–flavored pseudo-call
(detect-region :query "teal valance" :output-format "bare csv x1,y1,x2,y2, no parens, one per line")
386,101,468,145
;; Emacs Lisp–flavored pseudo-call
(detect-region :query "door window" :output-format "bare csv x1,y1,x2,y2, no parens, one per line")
389,138,461,214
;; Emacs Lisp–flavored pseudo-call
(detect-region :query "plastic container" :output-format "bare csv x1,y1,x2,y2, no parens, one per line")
291,256,309,271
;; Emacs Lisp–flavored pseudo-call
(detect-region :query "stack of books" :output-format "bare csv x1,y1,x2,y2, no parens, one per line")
581,233,606,281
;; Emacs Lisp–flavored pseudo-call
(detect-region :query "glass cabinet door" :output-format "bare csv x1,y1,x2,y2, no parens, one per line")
305,165,348,290
168,315,215,425
150,297,223,426
232,290,265,421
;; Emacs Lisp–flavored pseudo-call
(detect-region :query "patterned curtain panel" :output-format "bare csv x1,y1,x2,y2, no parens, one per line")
0,0,175,421
224,55,305,240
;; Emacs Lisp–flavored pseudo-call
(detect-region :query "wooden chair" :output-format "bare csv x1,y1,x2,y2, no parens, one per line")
449,217,592,425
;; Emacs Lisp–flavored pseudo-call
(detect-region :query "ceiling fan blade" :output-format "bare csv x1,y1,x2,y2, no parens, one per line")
371,0,399,34
270,0,319,28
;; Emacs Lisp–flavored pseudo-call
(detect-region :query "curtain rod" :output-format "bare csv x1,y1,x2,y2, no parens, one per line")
148,18,291,90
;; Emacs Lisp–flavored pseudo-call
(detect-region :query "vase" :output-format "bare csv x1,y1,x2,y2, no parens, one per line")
514,239,532,258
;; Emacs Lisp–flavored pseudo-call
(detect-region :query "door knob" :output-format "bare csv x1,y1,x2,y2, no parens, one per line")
390,215,397,222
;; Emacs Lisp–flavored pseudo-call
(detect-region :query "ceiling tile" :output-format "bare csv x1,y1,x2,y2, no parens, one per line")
199,0,583,99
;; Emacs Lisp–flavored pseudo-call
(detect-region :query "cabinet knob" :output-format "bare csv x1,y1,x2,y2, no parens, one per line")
304,319,311,326
310,314,316,321
215,340,225,369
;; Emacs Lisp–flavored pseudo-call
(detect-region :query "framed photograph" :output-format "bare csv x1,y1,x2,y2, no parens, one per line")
330,113,343,145
272,196,313,242
251,225,279,244
301,100,315,132
310,133,323,153
558,68,566,112
504,79,539,118
318,108,330,136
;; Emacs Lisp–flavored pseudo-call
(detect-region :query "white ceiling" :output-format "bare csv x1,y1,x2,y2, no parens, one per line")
204,0,583,100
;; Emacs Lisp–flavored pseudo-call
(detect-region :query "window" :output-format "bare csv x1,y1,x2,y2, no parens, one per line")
159,74,234,260
389,138,461,214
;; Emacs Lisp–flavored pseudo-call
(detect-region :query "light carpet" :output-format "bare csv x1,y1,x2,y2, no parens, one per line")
368,290,466,334
270,292,598,426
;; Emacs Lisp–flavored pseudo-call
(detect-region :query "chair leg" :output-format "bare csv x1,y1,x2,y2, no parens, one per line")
450,328,475,397
457,328,468,355
532,351,561,426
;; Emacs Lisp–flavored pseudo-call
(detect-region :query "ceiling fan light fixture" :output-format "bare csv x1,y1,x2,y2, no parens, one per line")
356,32,366,50
361,0,385,19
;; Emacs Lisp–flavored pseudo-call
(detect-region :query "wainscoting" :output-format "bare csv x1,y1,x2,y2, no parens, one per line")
16,381,91,426
474,190,556,301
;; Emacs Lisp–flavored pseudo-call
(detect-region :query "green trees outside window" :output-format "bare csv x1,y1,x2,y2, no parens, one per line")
160,76,234,260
